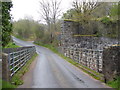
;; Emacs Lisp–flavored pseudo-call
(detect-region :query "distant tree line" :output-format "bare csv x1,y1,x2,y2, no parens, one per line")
62,1,119,38
62,1,119,21
13,18,44,41
12,1,120,47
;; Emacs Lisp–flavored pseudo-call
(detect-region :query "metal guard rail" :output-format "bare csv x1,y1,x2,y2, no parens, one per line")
3,46,36,77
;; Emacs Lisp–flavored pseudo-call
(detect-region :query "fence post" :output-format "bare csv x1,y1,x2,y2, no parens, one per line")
2,53,10,82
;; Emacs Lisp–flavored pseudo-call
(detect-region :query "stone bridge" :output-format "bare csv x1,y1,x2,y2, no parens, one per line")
59,20,120,82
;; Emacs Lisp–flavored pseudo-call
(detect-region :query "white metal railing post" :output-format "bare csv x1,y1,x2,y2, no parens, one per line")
12,52,15,75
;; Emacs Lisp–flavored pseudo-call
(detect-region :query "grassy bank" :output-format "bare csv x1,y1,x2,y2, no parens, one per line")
107,77,120,90
13,35,28,41
34,42,104,81
11,53,38,86
0,79,17,89
13,35,35,41
4,42,20,48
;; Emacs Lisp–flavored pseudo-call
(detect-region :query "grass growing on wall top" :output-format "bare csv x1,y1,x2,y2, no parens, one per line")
100,17,112,25
63,19,79,22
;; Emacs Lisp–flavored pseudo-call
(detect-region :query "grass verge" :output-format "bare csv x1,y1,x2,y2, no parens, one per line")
107,77,120,90
34,42,103,81
0,79,17,89
11,53,38,86
13,35,35,41
4,42,20,48
13,35,27,41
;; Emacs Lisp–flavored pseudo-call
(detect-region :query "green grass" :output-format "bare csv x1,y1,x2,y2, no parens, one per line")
13,35,35,41
63,19,79,22
11,53,38,86
58,54,104,81
14,35,27,41
0,79,16,89
5,42,20,48
34,42,103,81
107,77,120,90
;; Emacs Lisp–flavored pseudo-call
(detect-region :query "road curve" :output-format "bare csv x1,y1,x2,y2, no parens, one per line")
13,37,109,88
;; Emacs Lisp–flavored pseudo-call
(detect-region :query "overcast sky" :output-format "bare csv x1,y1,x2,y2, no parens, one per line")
11,0,74,22
10,0,119,22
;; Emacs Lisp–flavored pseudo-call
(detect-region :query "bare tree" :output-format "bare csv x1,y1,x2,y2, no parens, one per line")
51,0,61,25
71,0,105,23
39,0,51,31
39,0,61,28
38,0,61,43
72,0,101,16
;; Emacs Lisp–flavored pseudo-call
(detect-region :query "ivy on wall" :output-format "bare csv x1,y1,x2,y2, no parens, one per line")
1,1,13,47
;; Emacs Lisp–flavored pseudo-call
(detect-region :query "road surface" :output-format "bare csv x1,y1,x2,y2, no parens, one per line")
13,37,109,88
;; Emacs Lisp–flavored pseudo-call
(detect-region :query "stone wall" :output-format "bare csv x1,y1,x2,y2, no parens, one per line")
103,46,120,82
60,20,118,50
61,20,79,48
60,20,119,73
63,47,103,72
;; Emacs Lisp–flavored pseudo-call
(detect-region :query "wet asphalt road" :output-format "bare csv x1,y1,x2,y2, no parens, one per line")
13,37,109,88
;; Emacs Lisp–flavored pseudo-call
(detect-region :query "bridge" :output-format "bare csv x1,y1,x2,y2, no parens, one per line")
2,37,111,88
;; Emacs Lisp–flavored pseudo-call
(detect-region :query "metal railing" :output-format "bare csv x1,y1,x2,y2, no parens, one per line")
3,46,36,77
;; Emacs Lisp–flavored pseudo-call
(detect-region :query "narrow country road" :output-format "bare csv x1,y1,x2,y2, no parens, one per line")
13,37,109,88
